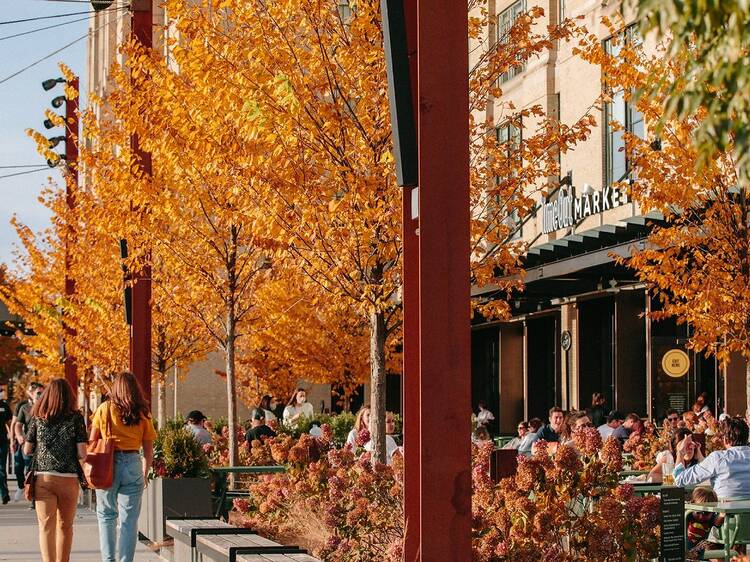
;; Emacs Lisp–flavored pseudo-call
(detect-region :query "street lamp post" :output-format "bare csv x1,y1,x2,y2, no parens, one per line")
42,75,79,391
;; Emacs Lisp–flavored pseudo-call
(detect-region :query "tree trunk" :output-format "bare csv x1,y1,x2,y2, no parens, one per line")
157,374,166,430
226,313,239,468
369,309,387,464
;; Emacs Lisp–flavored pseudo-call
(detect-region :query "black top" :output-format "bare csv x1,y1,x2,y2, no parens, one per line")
16,401,33,435
25,412,88,475
245,424,276,446
0,400,11,444
536,424,560,442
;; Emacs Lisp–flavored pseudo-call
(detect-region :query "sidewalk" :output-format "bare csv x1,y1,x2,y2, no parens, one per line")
0,481,162,561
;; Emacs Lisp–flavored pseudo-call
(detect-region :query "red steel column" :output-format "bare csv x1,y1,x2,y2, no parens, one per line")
401,0,421,558
130,0,153,401
417,0,471,560
63,77,79,391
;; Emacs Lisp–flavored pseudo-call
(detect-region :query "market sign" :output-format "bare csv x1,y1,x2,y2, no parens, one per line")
540,185,629,235
662,349,690,378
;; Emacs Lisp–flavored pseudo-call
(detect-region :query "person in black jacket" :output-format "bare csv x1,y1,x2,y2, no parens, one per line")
0,386,12,504
245,408,276,448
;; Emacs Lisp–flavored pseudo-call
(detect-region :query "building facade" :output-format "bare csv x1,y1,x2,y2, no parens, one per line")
473,0,747,432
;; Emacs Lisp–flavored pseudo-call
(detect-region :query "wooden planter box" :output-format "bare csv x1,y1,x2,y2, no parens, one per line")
138,477,213,543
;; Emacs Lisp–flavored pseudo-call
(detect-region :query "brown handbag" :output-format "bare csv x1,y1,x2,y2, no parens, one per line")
83,402,115,489
23,458,36,501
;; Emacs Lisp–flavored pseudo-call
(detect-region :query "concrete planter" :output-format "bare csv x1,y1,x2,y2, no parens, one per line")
138,477,213,543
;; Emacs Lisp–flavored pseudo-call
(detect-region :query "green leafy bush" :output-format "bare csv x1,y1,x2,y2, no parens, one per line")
276,412,355,447
150,426,210,480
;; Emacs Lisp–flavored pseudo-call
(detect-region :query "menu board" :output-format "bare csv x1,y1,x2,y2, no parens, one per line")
660,486,685,561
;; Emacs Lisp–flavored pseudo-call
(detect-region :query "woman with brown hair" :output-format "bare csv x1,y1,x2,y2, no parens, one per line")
90,372,156,562
23,378,88,562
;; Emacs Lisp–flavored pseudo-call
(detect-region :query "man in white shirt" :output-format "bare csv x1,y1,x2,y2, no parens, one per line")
185,410,213,446
597,411,625,440
674,416,750,500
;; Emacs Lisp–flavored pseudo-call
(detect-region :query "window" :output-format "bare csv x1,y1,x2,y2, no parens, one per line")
497,1,527,84
495,119,523,239
603,25,643,186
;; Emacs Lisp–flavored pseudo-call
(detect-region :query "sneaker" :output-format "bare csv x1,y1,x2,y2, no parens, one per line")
13,488,24,502
2,496,9,505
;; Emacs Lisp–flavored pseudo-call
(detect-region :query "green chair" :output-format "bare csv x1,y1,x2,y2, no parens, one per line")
700,513,750,560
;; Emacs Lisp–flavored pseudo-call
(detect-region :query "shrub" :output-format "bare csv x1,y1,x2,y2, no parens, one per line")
150,426,210,480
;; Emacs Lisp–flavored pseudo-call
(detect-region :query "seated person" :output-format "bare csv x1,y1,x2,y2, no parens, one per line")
472,425,492,445
245,408,276,448
674,416,750,501
685,486,723,560
185,410,213,445
648,427,697,483
518,418,543,456
502,421,528,449
363,412,400,464
597,410,625,440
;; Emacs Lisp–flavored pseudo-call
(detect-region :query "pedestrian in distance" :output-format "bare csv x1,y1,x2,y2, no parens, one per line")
346,405,371,448
23,378,88,562
0,385,12,504
282,388,313,427
90,372,156,562
13,381,44,502
184,410,212,445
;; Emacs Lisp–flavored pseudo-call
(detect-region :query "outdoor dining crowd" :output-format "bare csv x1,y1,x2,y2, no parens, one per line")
472,392,750,559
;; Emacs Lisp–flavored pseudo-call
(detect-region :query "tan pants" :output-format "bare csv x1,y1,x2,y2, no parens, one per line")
34,474,80,562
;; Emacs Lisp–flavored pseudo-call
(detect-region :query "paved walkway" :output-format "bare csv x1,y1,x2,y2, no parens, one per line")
0,481,162,561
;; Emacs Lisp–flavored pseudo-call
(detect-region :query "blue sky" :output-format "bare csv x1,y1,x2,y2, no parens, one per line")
0,0,91,269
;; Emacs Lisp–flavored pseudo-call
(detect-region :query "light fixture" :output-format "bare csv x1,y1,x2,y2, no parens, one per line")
51,96,66,109
42,78,64,91
47,136,66,149
43,119,56,130
46,154,67,168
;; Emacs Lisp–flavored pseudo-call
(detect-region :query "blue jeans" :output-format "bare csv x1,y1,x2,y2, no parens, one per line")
0,441,8,500
95,452,144,562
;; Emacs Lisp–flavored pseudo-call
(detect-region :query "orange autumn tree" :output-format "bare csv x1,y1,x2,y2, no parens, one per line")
579,23,750,412
79,33,287,465
239,273,371,409
159,0,593,461
1,185,70,382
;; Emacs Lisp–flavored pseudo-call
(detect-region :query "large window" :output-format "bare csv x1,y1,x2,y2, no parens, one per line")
497,1,527,84
495,119,523,239
603,26,643,186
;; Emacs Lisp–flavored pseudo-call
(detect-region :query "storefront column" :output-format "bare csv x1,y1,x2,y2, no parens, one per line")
560,303,577,411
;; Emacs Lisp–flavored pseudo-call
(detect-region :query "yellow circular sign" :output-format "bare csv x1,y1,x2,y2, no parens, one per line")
662,349,690,378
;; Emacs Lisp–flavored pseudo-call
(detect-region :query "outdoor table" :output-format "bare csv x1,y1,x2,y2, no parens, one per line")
684,500,750,561
618,470,648,478
210,466,287,518
621,481,698,496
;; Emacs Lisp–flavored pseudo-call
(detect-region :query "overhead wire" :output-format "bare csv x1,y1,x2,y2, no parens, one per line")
0,11,126,85
0,167,53,181
0,165,55,169
0,10,111,25
0,6,129,42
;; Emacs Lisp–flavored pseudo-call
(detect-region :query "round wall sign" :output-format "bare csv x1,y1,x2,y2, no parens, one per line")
662,349,690,378
561,330,572,351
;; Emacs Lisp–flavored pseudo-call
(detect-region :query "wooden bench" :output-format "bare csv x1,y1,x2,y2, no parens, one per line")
196,532,315,562
165,518,250,562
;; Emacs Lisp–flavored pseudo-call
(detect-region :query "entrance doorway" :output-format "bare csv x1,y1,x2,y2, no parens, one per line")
525,314,560,420
578,297,614,413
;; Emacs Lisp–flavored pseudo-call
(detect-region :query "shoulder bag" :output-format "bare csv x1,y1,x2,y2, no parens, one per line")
83,402,115,489
23,453,36,502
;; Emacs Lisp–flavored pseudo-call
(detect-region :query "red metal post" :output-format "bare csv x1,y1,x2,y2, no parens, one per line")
63,77,79,391
129,0,153,402
417,0,471,560
401,0,421,558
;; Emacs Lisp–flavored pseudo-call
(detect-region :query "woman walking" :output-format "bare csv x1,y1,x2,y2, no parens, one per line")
90,372,156,562
23,378,88,562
